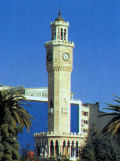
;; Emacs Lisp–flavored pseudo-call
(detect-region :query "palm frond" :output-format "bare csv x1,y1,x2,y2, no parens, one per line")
99,112,119,117
0,89,32,134
102,113,120,135
101,95,120,135
112,95,120,99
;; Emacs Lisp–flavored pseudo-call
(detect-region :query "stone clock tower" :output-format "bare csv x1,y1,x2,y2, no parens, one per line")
45,11,74,134
34,12,84,159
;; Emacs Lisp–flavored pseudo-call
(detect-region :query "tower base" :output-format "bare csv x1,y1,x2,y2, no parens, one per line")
34,132,86,159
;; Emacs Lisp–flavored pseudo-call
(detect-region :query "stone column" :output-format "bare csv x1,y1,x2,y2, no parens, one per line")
54,141,57,157
53,141,55,156
44,144,47,158
71,142,74,157
76,142,79,158
48,142,51,157
41,143,43,158
74,143,76,158
65,145,67,156
73,142,76,158
63,141,66,155
67,146,69,156
42,142,44,158
69,142,72,157
59,140,63,156
77,142,80,157
67,142,70,157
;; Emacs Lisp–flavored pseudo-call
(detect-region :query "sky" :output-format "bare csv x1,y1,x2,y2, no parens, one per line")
0,0,120,110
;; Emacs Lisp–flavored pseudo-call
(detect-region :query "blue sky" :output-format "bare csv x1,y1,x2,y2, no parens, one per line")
0,0,120,110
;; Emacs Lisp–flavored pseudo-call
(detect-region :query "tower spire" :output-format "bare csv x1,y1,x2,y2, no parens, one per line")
58,8,61,17
55,9,64,21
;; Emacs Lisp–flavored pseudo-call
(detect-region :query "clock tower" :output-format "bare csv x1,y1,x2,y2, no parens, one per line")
34,12,84,159
45,11,74,134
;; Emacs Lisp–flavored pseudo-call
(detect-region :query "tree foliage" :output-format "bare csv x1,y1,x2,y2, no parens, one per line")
0,89,32,161
80,128,120,161
100,95,120,135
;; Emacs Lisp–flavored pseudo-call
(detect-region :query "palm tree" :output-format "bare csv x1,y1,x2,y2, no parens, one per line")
0,88,32,160
100,95,120,135
0,88,32,131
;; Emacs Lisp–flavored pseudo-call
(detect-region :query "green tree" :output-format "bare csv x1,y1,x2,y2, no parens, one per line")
100,95,120,135
0,89,32,161
80,128,120,161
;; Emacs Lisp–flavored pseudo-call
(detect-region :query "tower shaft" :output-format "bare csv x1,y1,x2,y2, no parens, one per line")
45,14,74,134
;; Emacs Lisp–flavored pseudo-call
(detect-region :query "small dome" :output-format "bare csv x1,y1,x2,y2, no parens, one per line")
55,16,64,21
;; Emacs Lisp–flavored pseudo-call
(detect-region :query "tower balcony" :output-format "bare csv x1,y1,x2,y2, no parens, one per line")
34,131,86,138
50,21,69,27
45,40,74,48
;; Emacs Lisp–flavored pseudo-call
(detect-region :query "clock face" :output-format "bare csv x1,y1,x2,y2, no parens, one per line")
63,53,69,61
47,53,52,62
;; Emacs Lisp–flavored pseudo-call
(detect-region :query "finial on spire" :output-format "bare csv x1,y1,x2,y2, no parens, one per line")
55,8,64,21
58,8,61,17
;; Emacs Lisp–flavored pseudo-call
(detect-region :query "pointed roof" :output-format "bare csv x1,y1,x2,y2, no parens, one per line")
55,9,64,21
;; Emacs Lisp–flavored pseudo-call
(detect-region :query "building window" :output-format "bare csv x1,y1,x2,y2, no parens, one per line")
84,120,88,124
50,99,53,108
82,129,88,133
82,111,89,116
82,120,88,124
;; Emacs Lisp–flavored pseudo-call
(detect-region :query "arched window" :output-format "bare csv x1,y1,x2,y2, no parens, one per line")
64,29,66,40
61,28,63,40
63,140,66,147
50,140,54,156
55,140,59,155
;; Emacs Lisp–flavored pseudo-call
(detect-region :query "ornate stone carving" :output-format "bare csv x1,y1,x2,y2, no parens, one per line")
47,65,72,72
